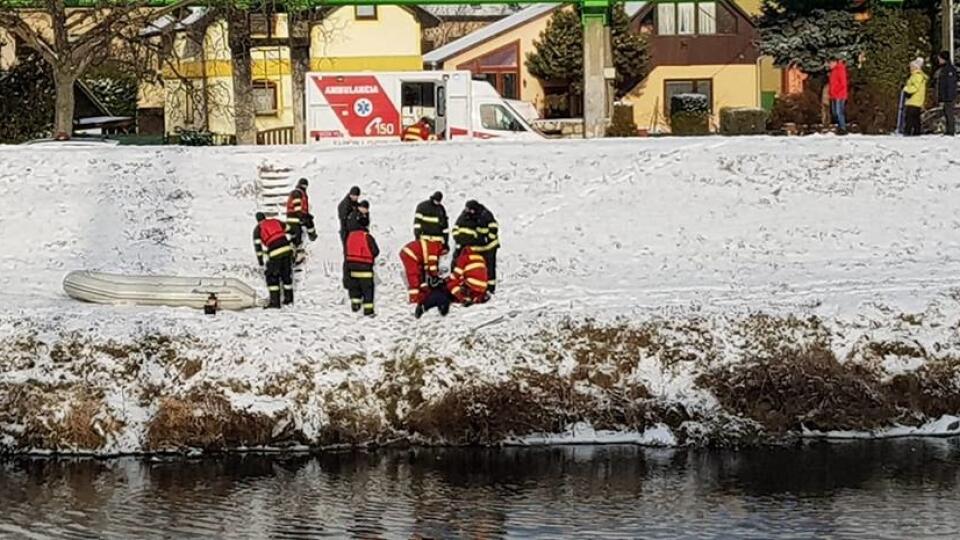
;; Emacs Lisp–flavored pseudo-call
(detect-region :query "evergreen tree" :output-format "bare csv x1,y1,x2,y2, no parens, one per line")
0,49,55,143
759,5,863,73
526,4,650,103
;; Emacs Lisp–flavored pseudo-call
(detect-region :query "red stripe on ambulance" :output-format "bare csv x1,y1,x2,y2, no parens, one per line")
311,75,400,138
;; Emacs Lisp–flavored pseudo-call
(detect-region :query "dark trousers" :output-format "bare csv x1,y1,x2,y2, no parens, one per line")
344,264,375,315
483,249,498,292
288,222,303,247
421,286,451,315
943,99,956,135
904,106,923,136
265,254,293,307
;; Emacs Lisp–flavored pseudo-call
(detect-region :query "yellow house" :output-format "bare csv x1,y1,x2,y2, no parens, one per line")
421,0,780,133
422,5,557,112
149,6,438,139
624,0,773,132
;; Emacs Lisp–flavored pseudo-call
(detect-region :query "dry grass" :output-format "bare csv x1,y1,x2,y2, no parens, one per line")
405,369,654,445
0,383,122,451
145,389,275,451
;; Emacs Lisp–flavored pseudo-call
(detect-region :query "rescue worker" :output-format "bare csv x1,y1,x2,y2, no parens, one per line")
343,201,379,317
413,191,449,251
402,117,433,142
453,200,500,293
338,185,361,245
253,212,294,308
399,237,445,314
286,178,317,263
447,246,490,306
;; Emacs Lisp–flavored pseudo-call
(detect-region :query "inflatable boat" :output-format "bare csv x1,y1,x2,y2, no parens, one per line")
63,271,261,310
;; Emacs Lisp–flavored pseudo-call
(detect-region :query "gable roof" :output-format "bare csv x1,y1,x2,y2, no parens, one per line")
633,0,756,28
423,2,648,66
423,4,557,66
423,5,523,19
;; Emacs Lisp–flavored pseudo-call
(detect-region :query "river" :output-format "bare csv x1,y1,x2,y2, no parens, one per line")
2,439,960,539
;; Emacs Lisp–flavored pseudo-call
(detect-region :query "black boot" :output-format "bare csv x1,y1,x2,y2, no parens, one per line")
414,304,424,319
267,290,281,309
351,299,361,312
283,288,294,305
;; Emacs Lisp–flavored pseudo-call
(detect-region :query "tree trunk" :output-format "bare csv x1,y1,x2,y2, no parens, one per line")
228,12,256,145
290,33,310,145
52,69,76,138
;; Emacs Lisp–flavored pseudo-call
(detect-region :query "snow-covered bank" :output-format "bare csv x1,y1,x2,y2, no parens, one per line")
2,137,960,454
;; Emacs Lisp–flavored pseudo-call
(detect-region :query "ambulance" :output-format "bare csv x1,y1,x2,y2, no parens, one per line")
305,70,544,144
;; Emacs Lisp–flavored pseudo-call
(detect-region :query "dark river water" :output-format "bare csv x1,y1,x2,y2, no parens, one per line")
2,439,960,539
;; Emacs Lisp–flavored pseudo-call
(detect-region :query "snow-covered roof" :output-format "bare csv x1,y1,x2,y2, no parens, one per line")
423,5,523,19
423,4,557,65
140,7,208,37
624,2,647,18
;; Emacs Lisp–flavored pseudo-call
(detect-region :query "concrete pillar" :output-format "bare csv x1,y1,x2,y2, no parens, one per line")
582,14,612,139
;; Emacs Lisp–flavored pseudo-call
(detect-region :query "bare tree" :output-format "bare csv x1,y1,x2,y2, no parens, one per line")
0,0,189,136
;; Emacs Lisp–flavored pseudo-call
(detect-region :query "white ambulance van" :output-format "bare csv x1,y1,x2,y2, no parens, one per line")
305,70,543,144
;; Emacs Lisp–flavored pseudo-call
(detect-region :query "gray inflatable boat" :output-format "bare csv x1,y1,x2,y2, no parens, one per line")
63,271,261,310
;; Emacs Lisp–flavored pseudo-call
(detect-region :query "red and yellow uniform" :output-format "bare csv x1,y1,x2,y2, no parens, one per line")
253,216,294,308
402,121,432,142
446,246,489,305
399,238,444,304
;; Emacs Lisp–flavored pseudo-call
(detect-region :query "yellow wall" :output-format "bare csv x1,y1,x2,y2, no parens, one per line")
734,0,763,17
624,64,759,133
314,6,421,60
439,8,555,113
0,28,14,70
160,6,424,136
759,56,780,94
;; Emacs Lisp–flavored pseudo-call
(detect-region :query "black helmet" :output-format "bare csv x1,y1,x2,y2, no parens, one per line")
255,212,266,222
297,178,309,188
465,200,481,212
358,200,370,209
349,185,361,196
431,191,443,203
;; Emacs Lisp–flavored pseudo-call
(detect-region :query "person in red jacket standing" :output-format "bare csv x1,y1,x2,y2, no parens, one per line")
828,57,849,135
253,212,294,308
343,202,380,317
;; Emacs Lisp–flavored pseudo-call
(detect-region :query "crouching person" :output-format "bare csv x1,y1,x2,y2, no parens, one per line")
400,238,444,312
253,212,294,308
343,210,379,317
447,246,490,306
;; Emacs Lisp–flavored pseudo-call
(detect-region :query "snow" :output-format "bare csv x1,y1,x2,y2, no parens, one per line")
2,136,960,453
508,422,677,446
802,415,960,439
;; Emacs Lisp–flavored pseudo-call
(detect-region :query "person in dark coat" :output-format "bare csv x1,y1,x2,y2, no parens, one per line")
413,191,449,251
936,50,957,136
338,186,361,245
453,200,501,293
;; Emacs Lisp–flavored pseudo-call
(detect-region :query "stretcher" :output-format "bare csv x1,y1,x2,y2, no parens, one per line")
63,271,261,310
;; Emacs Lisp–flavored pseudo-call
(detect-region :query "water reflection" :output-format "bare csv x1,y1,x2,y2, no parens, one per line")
1,439,959,539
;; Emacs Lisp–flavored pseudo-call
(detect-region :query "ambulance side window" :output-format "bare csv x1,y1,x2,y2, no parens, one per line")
437,87,446,117
479,104,524,132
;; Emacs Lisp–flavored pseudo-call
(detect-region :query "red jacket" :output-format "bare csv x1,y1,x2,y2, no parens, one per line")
399,239,443,303
829,61,848,100
446,247,488,304
286,188,309,216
